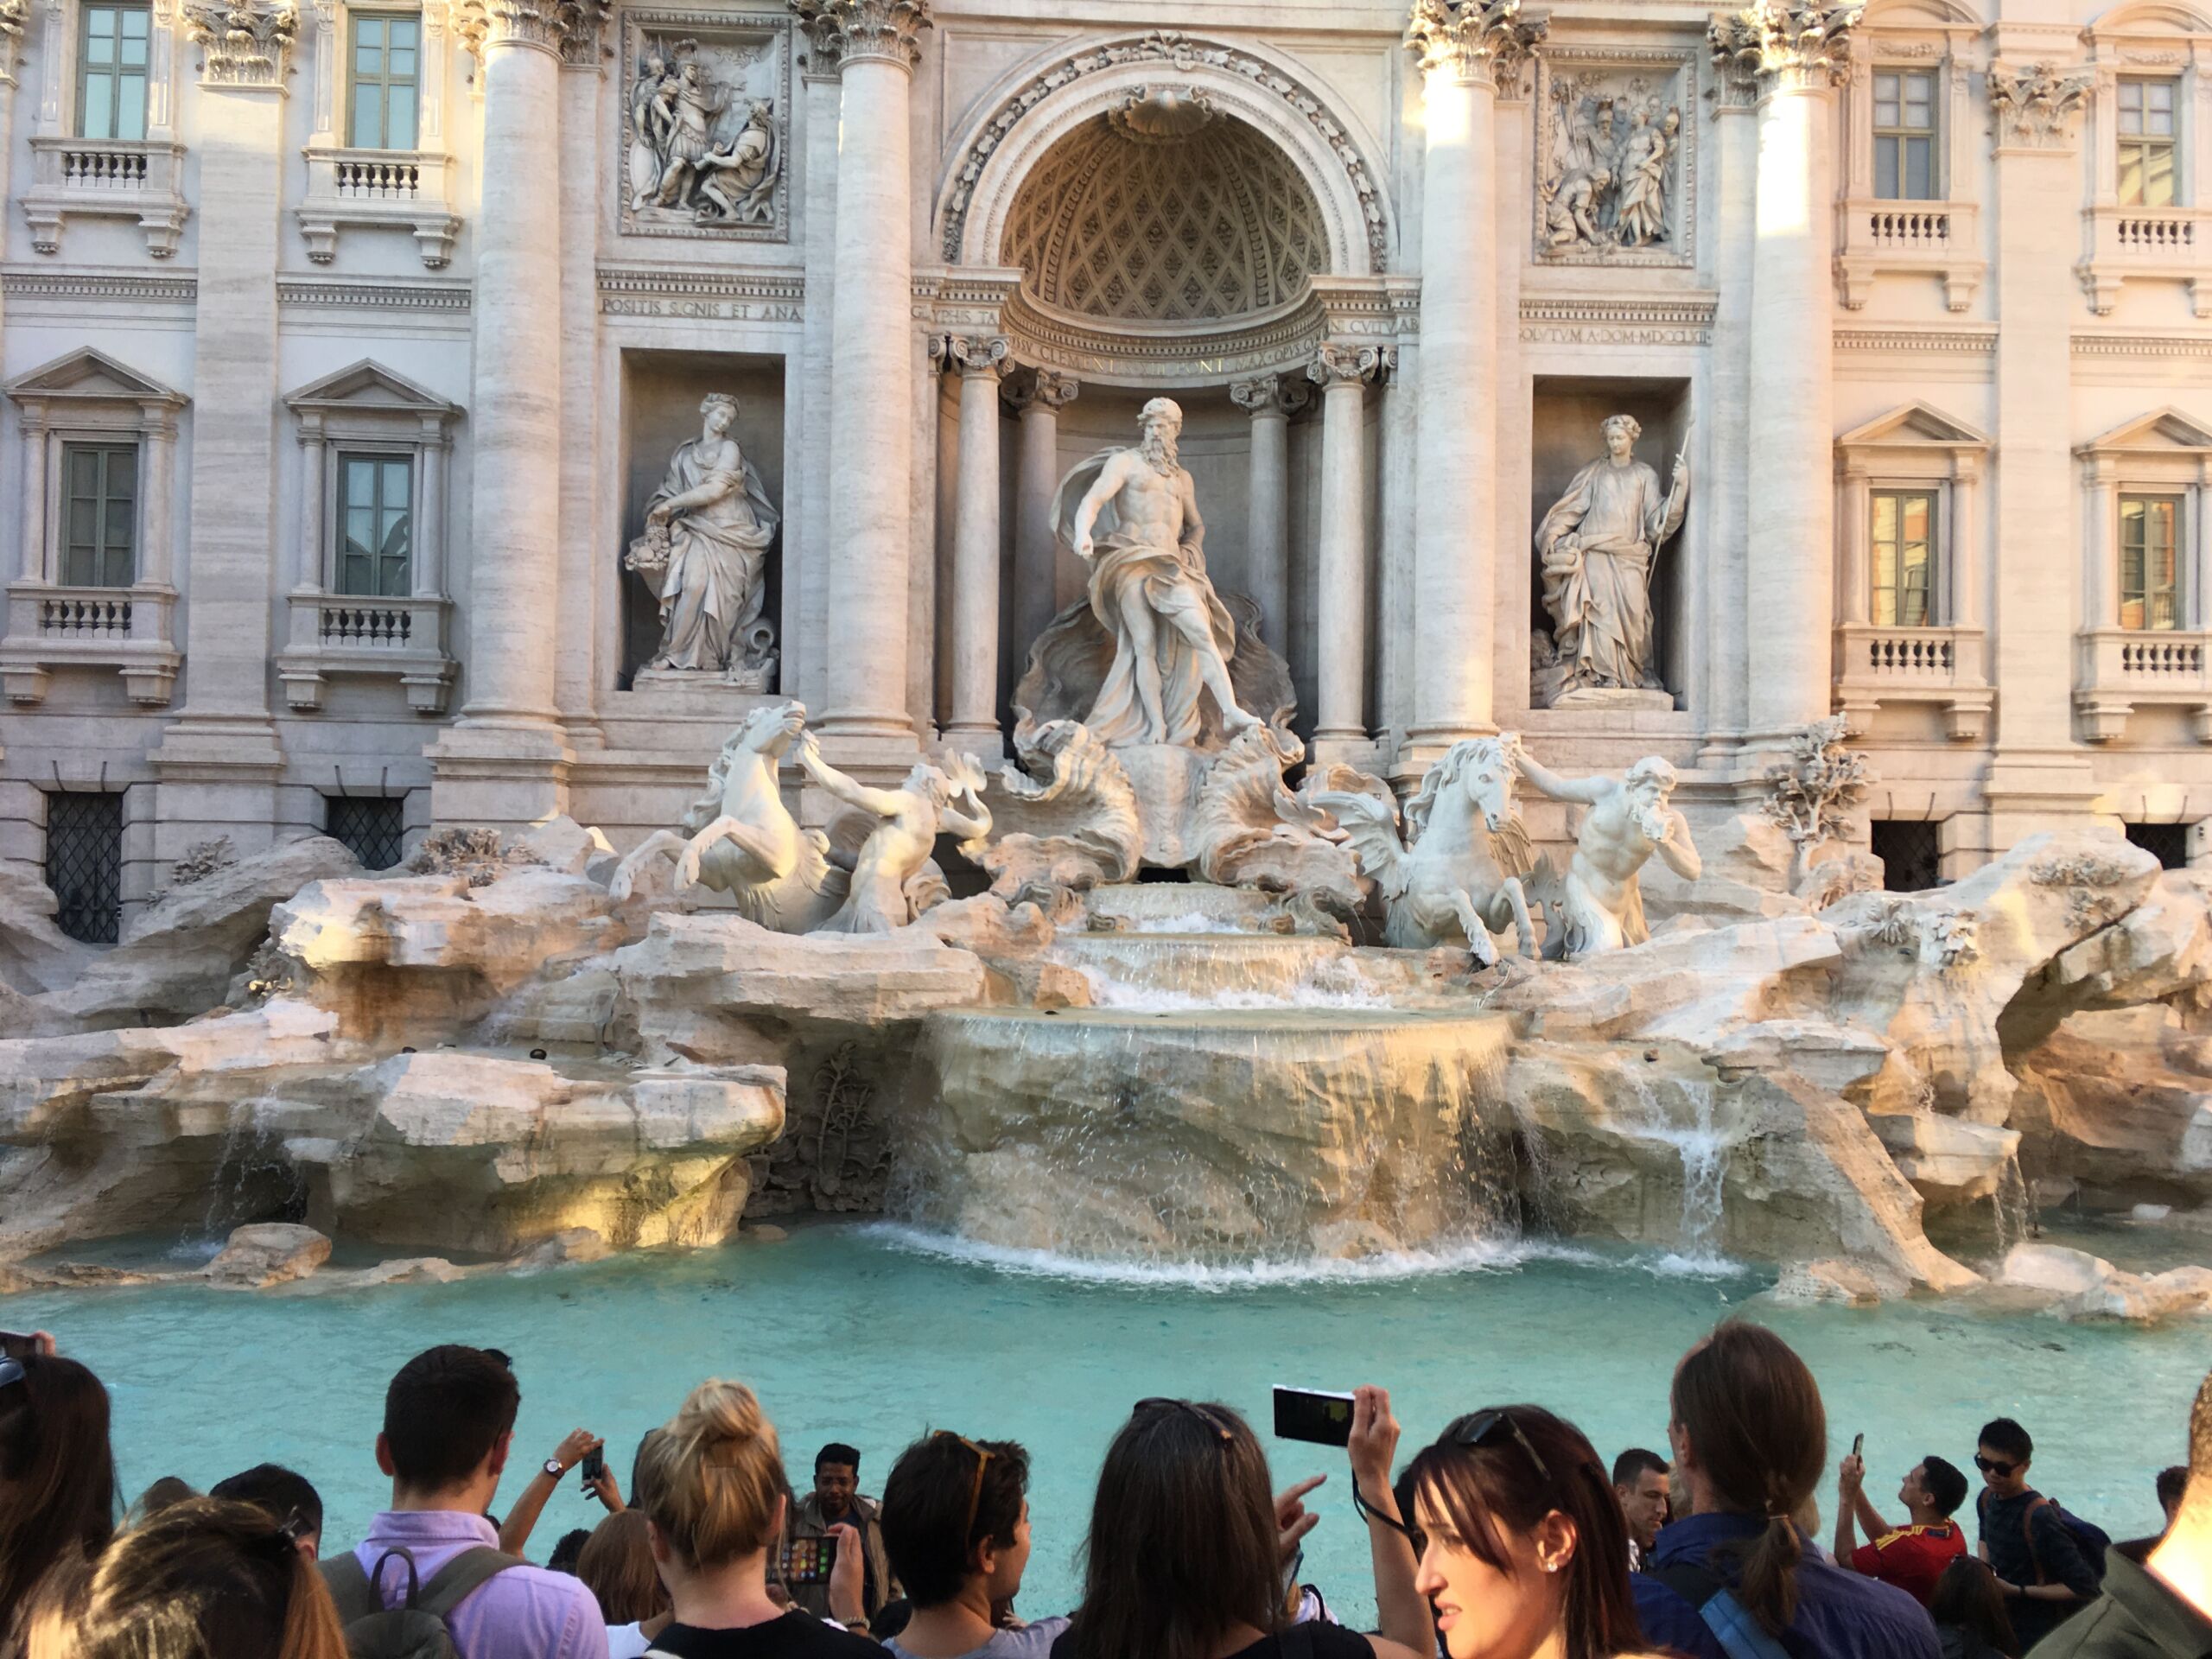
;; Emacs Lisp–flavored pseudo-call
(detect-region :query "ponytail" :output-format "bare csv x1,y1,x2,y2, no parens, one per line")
1735,1511,1805,1637
643,1379,785,1570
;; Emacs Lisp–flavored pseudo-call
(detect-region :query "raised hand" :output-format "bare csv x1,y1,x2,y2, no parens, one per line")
1274,1474,1325,1566
1348,1385,1402,1503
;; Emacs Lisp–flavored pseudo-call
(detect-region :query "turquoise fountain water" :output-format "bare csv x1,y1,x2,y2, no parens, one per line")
9,1221,2199,1626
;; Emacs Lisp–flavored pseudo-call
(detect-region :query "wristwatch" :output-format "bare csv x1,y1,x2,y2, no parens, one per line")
543,1459,565,1479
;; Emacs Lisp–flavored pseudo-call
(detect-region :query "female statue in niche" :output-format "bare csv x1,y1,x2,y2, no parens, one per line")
627,392,779,683
1535,413,1688,701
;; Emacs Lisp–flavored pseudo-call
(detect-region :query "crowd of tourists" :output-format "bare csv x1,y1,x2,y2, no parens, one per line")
3,1319,2206,1659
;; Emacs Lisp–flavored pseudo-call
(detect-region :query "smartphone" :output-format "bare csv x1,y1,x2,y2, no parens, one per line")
1852,1433,1865,1459
779,1535,838,1584
1274,1385,1356,1446
579,1447,604,1485
0,1332,39,1361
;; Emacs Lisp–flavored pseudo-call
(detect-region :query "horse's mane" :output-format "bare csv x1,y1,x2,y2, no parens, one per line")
1406,736,1536,876
1403,744,1469,844
682,706,785,835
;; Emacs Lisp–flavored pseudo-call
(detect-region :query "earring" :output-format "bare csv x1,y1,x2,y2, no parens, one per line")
1543,1560,1562,1573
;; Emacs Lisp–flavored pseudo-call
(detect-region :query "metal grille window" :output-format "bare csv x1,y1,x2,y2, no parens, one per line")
348,14,420,150
2126,821,2190,871
46,791,124,944
336,454,412,597
325,794,406,870
2120,494,2183,631
77,3,149,141
1871,488,1937,626
1872,69,1937,200
2119,79,2179,207
1871,819,1942,892
60,442,137,588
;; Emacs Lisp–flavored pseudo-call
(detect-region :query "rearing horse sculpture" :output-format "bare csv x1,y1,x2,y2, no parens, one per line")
610,700,849,933
1315,734,1540,966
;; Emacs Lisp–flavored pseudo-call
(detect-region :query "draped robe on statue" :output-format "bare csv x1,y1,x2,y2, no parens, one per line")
1044,450,1241,747
1535,454,1685,693
646,438,779,672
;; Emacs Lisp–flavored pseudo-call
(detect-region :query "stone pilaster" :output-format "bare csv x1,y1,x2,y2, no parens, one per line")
942,334,1007,756
1230,372,1308,656
1004,367,1079,664
1700,26,1761,760
1709,0,1859,745
429,0,607,826
790,0,932,768
150,0,299,855
791,19,842,713
1308,344,1386,761
1402,0,1545,770
555,30,606,747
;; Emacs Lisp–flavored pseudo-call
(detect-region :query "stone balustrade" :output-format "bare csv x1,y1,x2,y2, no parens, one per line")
2081,204,2212,317
1834,196,1982,311
0,582,181,706
298,145,459,267
1834,621,1992,741
22,135,189,257
276,592,455,714
2075,625,2212,741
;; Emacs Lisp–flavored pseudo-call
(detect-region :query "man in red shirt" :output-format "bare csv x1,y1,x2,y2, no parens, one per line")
1834,1448,1971,1606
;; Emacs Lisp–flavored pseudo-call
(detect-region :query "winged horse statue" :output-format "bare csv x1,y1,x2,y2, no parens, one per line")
1314,734,1541,966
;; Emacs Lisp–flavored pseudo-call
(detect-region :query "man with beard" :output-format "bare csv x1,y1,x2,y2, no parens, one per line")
1055,397,1262,747
1517,753,1701,957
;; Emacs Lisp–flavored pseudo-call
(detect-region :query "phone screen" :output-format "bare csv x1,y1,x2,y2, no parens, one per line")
579,1448,605,1484
779,1535,838,1584
1273,1385,1355,1446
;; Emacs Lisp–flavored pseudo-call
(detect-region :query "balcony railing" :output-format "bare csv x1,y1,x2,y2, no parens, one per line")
39,593,135,639
299,148,459,268
2080,206,2212,316
278,590,454,713
1834,623,1991,741
2075,626,2212,741
23,137,189,258
1835,197,1983,311
3,582,180,705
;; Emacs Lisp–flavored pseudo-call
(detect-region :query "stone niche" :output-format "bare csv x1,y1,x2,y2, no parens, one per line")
1529,377,1692,709
619,351,787,690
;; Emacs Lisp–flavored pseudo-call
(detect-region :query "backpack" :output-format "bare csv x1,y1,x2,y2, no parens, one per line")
1649,1559,1808,1659
2021,1496,2112,1588
321,1545,524,1659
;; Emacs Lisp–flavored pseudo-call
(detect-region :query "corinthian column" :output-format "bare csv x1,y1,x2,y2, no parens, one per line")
1402,0,1545,769
1710,1,1858,740
1310,345,1384,760
431,0,607,824
943,334,1008,756
1004,368,1079,664
1230,372,1309,654
791,0,931,767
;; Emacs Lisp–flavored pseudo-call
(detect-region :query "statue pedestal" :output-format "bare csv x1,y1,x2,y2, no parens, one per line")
1550,686,1675,713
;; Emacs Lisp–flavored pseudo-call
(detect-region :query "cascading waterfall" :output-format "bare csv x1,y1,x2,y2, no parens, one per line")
1993,1152,2040,1260
1626,1074,1731,1268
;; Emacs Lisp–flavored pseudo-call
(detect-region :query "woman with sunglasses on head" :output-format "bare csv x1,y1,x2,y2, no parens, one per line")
1632,1322,1941,1659
878,1430,1065,1659
1346,1387,1653,1659
1,1334,118,1659
1057,1397,1430,1659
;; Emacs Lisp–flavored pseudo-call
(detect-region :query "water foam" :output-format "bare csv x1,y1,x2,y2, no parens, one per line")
863,1222,1611,1292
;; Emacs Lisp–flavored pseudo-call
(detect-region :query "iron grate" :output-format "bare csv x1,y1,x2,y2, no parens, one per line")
46,790,124,944
2126,821,2190,872
325,794,406,871
1871,818,1942,893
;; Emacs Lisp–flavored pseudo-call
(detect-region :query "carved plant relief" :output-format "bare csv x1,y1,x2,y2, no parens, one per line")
620,15,791,241
1535,57,1692,266
1986,61,2093,149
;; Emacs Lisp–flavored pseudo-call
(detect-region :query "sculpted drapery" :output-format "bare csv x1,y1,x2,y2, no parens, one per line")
1535,414,1688,696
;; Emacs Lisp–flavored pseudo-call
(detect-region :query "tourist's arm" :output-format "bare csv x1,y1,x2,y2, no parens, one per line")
1516,754,1610,806
1348,1385,1433,1658
499,1428,601,1557
1833,1456,1862,1569
2015,1509,2098,1604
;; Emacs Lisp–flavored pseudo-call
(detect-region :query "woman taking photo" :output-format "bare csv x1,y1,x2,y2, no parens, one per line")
1348,1387,1649,1659
1055,1397,1427,1659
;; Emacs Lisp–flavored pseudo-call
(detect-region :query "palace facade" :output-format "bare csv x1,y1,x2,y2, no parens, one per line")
2,0,2209,939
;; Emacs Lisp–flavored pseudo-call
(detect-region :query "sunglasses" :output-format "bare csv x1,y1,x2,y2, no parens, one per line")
1353,1409,1554,1560
1974,1455,2019,1478
931,1430,997,1543
1135,1397,1237,1446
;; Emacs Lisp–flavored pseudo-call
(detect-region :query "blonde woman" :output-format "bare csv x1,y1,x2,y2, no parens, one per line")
639,1379,875,1658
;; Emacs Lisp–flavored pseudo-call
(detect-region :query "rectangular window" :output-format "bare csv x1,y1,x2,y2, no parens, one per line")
1870,488,1938,626
2125,821,2190,871
336,453,413,596
2120,493,2183,630
1872,68,1937,200
76,3,150,142
325,794,407,871
45,790,124,944
348,13,420,150
60,442,137,588
1871,819,1942,892
2119,79,2179,207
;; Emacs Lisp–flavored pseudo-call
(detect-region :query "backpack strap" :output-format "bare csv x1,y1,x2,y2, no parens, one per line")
318,1551,382,1624
2021,1496,2050,1586
414,1547,525,1619
1649,1559,1799,1659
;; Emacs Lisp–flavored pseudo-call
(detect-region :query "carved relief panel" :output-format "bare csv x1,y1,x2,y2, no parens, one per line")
1532,50,1696,269
619,10,791,242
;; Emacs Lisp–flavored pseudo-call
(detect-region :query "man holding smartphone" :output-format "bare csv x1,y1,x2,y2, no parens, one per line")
1834,1443,1968,1608
790,1442,894,1622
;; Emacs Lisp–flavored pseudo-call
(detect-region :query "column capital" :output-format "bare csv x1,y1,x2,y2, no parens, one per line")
935,334,1009,378
1707,0,1862,99
1308,342,1391,389
1405,0,1547,92
788,0,930,73
1230,372,1313,418
454,0,609,62
1987,61,2093,151
1002,365,1079,415
182,0,298,86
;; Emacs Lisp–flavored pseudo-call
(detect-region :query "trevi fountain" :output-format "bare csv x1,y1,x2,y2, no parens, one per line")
3,0,2212,1604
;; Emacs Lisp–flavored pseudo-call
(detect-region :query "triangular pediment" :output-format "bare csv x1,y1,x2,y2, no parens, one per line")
6,346,184,406
283,359,459,416
1837,401,1989,450
2078,406,2212,456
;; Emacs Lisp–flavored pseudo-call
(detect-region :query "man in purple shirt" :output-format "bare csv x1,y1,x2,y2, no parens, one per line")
332,1344,610,1659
